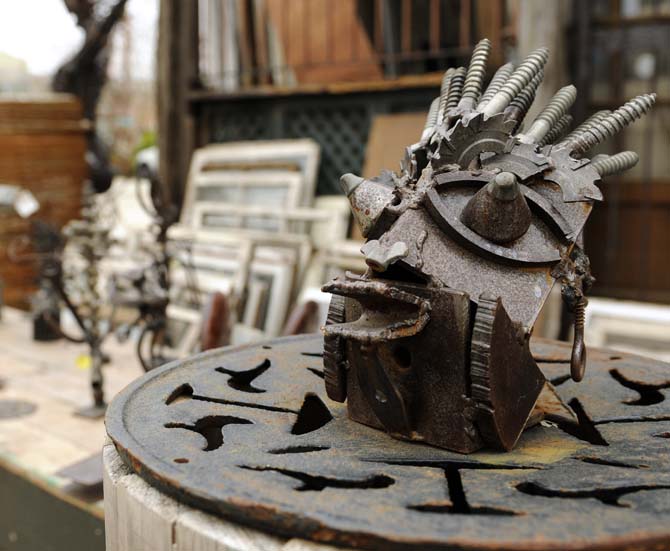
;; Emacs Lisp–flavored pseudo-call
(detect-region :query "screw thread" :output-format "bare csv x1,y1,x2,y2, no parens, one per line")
437,68,455,124
503,71,543,125
538,114,573,146
445,67,466,111
570,93,656,155
423,97,440,138
478,62,514,110
591,151,639,177
556,110,610,149
574,298,586,329
481,47,549,116
459,39,491,109
526,85,577,142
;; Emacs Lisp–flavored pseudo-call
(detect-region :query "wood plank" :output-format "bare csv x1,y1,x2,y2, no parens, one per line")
517,0,570,123
189,72,443,102
476,0,504,67
115,466,181,551
103,443,128,551
176,509,284,551
587,181,670,301
252,0,270,85
158,0,198,213
362,112,427,178
264,0,383,85
0,95,86,309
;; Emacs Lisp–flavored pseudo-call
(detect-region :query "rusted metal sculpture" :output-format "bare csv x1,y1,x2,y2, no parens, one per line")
105,40,668,551
60,186,113,417
323,39,655,453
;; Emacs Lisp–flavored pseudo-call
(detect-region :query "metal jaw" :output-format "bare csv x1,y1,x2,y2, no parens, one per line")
323,275,545,453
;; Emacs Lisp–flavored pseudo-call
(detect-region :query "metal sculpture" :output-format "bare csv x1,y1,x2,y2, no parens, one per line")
59,186,113,417
52,0,129,194
323,39,655,453
111,160,177,372
29,221,65,342
8,185,113,416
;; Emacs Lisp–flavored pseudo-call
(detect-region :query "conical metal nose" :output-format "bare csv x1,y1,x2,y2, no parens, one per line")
490,172,520,201
460,172,531,244
342,175,394,237
340,173,364,196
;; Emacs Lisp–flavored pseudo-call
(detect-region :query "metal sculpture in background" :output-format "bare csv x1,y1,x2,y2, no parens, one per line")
52,0,129,194
59,185,113,417
111,154,178,372
10,185,114,417
4,183,113,416
323,39,655,453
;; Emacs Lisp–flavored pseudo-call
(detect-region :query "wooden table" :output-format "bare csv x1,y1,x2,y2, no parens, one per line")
0,307,145,550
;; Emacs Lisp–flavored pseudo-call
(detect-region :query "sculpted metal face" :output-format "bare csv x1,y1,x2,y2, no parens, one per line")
322,39,655,453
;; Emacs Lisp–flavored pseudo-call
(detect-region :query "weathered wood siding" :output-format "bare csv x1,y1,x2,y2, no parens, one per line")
0,94,87,309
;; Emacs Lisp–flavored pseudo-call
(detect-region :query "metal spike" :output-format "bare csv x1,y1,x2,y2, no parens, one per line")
502,71,543,128
538,114,573,147
458,38,492,111
480,47,549,116
445,67,467,111
478,62,514,110
340,173,364,196
591,151,639,176
569,94,656,156
524,85,577,143
421,97,440,141
437,68,455,125
556,110,610,149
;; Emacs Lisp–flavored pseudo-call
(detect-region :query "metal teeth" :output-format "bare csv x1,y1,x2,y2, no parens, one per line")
445,67,467,111
556,110,610,149
421,97,440,140
480,47,549,116
437,68,455,125
591,151,639,177
538,114,573,147
458,38,491,110
478,62,514,110
569,93,656,156
503,71,543,127
525,85,577,142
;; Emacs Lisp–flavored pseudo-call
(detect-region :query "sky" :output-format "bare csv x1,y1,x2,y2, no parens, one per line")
0,0,158,79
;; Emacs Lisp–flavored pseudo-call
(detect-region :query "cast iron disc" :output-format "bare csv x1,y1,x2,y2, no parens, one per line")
106,335,670,550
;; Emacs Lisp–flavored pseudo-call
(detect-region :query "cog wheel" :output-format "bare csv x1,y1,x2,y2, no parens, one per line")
323,294,347,402
470,294,545,450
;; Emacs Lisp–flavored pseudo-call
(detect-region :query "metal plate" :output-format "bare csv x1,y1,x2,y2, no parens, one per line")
107,335,670,550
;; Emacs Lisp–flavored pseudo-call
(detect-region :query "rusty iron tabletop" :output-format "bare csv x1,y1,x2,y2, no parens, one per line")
106,335,670,550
